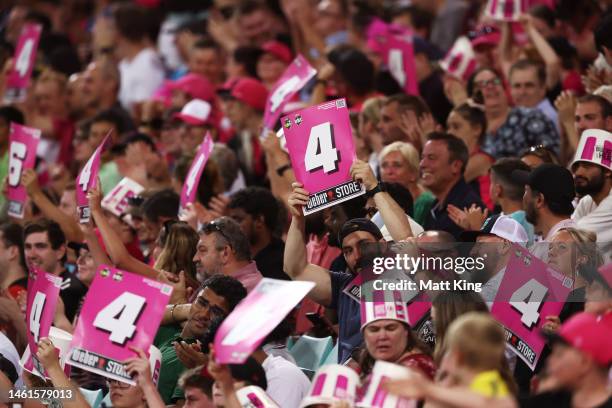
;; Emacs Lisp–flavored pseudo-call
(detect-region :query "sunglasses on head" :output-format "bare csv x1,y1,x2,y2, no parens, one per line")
202,219,232,248
468,25,498,40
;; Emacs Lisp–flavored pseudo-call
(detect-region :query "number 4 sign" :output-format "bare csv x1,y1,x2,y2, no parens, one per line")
179,133,214,216
491,244,573,370
76,133,111,223
4,24,42,103
66,265,172,384
7,123,41,218
282,99,365,215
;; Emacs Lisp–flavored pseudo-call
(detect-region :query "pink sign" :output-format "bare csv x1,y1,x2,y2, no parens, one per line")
179,133,214,215
214,278,314,364
282,99,365,215
76,133,110,223
263,55,316,132
102,177,145,217
358,361,416,408
7,123,41,218
3,24,42,103
486,0,528,21
66,265,172,384
491,244,573,370
25,268,62,377
440,37,478,82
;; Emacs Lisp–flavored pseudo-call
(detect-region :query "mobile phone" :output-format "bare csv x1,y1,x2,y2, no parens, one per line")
305,312,327,327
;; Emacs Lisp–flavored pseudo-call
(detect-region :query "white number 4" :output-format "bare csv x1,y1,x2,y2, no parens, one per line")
29,292,46,343
510,278,548,329
304,122,339,174
93,292,146,345
389,49,406,87
15,38,34,77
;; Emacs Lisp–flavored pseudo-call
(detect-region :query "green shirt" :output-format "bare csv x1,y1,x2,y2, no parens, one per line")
413,191,435,226
0,151,8,210
157,331,187,404
98,161,122,195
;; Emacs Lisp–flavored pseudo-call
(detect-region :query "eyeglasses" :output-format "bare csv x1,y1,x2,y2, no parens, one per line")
202,219,232,248
467,25,498,40
474,77,502,90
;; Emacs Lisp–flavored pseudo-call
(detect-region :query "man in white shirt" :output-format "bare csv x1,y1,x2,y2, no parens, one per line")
512,164,577,261
571,129,612,261
113,3,165,112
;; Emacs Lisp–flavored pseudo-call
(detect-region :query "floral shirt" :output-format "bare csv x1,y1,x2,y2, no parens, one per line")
482,107,559,159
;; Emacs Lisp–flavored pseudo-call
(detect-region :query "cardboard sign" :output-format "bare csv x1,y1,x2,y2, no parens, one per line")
101,178,145,217
491,245,573,370
236,386,280,408
179,133,214,216
440,36,478,82
485,0,528,21
263,55,316,132
572,129,612,171
24,268,62,377
282,99,365,215
7,123,41,218
66,265,172,384
3,24,42,103
21,326,72,380
76,134,110,223
357,361,417,408
214,278,314,364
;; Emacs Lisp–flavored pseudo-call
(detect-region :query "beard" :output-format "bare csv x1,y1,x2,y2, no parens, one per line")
525,199,538,226
574,171,605,197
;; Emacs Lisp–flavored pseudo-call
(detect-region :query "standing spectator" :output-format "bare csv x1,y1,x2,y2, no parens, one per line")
113,3,165,112
188,39,226,86
256,41,292,90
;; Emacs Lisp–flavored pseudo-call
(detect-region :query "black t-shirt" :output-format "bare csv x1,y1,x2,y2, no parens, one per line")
520,390,612,408
59,270,87,322
254,238,290,281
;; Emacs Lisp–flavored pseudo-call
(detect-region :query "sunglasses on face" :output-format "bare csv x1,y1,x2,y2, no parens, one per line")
474,77,502,90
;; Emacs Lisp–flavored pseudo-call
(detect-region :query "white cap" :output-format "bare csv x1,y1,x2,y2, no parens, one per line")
300,364,360,408
360,290,410,330
485,0,525,21
462,214,528,245
235,386,280,408
357,360,416,407
175,99,212,126
440,36,477,81
571,129,612,171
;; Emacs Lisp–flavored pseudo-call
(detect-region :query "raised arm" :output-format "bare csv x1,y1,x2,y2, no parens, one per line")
350,160,414,241
284,183,333,306
88,180,158,280
521,14,561,89
21,169,84,243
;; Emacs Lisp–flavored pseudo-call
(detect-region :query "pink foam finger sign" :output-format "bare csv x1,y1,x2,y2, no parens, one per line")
263,55,316,133
485,0,527,22
214,278,314,364
440,36,478,82
76,133,111,223
491,244,573,370
24,268,62,377
179,132,214,216
7,123,41,218
282,99,365,215
3,24,42,103
101,177,145,217
66,265,172,384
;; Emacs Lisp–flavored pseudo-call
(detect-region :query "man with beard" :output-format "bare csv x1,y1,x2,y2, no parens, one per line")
227,187,290,280
157,274,246,404
571,130,612,261
192,217,262,292
512,164,577,261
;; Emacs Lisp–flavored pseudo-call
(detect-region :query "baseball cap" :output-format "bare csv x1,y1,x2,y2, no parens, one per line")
219,77,268,112
543,312,612,367
469,24,501,48
260,40,293,64
338,218,383,246
174,99,212,126
460,214,529,244
512,164,576,216
168,73,216,103
413,37,444,61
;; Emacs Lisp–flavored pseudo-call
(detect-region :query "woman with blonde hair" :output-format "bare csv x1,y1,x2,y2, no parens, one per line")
378,141,434,225
359,96,386,171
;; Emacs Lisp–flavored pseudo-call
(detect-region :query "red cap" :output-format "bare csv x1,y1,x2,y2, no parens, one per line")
221,77,268,112
261,41,293,64
552,312,612,367
469,24,501,48
168,73,216,103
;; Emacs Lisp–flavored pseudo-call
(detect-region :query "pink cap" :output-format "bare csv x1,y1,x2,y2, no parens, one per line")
553,312,612,366
168,73,216,103
261,41,293,64
221,77,268,112
469,24,501,48
174,99,212,126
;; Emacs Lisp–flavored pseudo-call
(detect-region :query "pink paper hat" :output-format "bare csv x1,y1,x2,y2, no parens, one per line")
440,36,478,82
485,0,528,22
571,129,612,171
300,364,360,407
236,386,280,408
360,290,410,330
357,360,416,408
